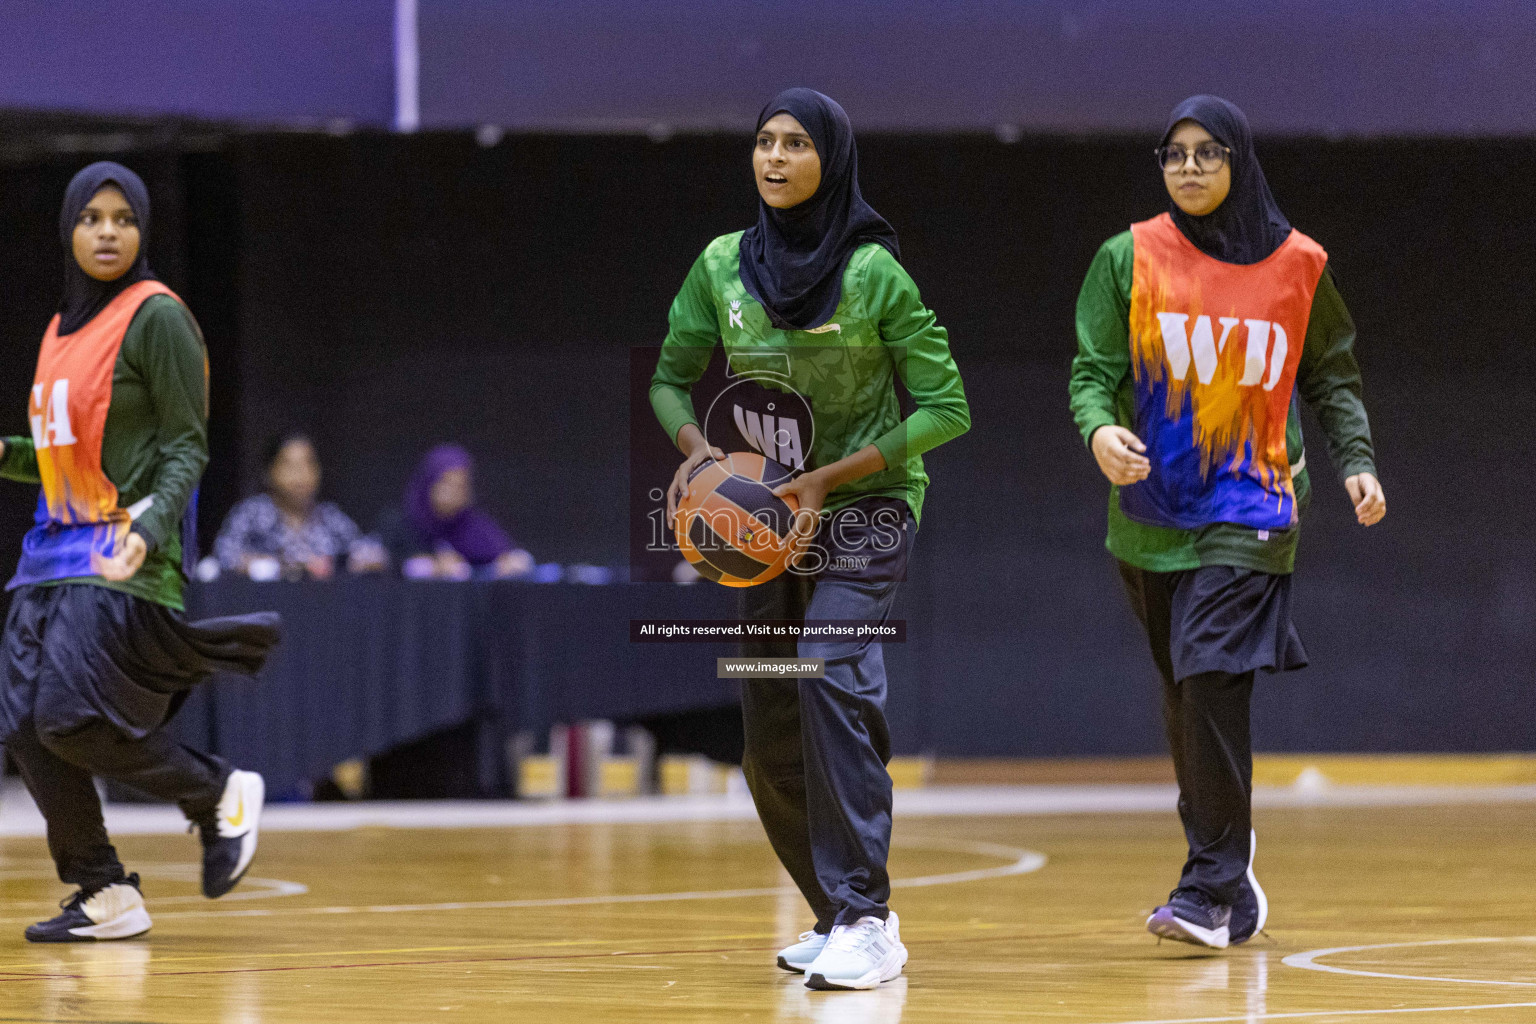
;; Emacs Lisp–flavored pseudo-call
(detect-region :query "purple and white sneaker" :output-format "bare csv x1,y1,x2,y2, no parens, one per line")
1147,888,1231,949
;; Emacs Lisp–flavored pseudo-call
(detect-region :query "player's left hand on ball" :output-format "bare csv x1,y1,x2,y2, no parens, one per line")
772,472,827,557
1345,472,1385,526
95,531,149,582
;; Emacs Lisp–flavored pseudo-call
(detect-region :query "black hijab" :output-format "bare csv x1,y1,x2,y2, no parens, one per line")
1161,95,1291,266
57,162,156,335
738,88,899,331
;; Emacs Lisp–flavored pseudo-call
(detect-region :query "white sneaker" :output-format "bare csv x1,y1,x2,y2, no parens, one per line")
777,929,829,973
197,770,264,898
805,911,907,990
25,874,151,942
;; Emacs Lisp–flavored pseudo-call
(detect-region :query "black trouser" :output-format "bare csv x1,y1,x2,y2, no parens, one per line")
1160,670,1255,904
7,715,228,891
1119,563,1266,905
739,498,911,930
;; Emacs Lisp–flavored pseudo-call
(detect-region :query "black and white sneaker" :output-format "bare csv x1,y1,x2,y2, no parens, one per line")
1146,887,1232,949
1230,830,1268,944
25,874,151,943
194,769,265,898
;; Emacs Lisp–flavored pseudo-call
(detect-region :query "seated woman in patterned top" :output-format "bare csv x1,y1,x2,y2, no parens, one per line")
213,432,384,580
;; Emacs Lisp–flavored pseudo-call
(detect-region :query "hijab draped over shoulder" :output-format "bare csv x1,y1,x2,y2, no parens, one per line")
57,161,157,335
1162,95,1291,266
738,88,899,331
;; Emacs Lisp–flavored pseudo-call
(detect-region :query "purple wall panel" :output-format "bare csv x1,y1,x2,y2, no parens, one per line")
0,0,394,126
4,1,1536,135
420,0,1536,135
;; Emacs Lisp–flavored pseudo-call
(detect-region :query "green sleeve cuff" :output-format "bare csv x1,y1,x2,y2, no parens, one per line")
648,382,700,450
0,436,40,483
871,426,907,471
1079,411,1117,448
1337,458,1378,482
130,521,162,554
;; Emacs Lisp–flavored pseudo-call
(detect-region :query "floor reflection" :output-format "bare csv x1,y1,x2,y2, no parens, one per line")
777,974,907,1024
222,967,265,1024
37,942,152,1017
1145,947,1269,1021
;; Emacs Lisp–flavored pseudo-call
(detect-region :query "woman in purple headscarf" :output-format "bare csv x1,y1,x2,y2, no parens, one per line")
382,445,531,580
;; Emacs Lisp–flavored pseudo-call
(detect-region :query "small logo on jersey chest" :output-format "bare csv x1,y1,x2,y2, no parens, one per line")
729,300,744,330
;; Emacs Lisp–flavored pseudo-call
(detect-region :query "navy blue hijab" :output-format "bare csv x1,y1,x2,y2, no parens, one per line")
739,89,899,331
1162,96,1291,266
58,162,156,335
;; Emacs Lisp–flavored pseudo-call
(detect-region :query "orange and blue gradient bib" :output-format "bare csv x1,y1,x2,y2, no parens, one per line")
1123,213,1326,531
8,280,176,589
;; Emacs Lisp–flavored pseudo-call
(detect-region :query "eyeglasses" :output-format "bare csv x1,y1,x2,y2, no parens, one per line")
1156,142,1231,174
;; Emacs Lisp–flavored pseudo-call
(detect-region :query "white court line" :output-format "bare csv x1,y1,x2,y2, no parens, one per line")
130,877,309,905
0,877,307,906
1094,1001,1536,1023
0,859,309,900
9,783,1536,838
0,838,1044,924
1283,936,1536,987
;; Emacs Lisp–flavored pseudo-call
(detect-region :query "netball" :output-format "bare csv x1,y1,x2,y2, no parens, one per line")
674,452,801,587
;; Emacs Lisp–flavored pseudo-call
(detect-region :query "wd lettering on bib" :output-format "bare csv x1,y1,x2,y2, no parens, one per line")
1151,314,1288,390
9,280,180,590
1122,213,1326,531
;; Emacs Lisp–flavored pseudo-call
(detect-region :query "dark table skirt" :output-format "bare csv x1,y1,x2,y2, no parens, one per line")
176,578,735,797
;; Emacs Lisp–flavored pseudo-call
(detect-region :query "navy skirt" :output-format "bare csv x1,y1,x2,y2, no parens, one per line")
0,583,280,744
1117,562,1308,682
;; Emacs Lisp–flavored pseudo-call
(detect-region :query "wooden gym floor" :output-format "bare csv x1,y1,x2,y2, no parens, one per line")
3,793,1536,1023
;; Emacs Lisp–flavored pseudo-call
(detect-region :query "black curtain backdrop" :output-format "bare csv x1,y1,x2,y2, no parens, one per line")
0,132,1532,755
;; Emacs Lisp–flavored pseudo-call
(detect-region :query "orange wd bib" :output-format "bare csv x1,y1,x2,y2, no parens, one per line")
1122,213,1326,530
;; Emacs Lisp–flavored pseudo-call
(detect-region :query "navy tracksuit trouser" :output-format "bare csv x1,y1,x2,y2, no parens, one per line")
738,497,912,931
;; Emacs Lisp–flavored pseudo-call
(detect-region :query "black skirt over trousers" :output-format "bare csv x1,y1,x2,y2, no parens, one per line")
0,584,279,891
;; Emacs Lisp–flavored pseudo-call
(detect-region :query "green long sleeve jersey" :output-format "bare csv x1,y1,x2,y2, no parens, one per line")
650,234,970,524
1069,230,1377,574
0,295,209,609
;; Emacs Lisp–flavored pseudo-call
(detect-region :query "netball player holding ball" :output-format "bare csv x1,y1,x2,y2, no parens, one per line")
651,89,969,989
1070,96,1383,948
